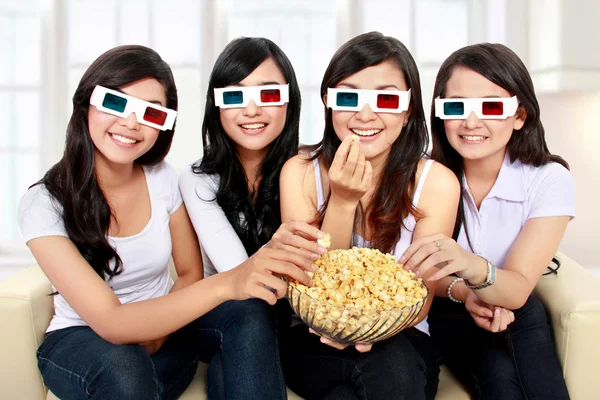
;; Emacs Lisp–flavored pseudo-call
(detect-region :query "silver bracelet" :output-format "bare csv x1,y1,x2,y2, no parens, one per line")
465,258,497,290
447,277,465,303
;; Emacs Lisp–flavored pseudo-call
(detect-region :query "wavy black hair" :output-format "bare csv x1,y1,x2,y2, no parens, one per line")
193,37,301,255
308,31,428,254
430,42,568,244
37,45,177,280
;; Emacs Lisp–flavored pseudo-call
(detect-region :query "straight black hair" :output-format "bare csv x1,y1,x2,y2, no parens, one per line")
194,37,301,255
38,45,177,279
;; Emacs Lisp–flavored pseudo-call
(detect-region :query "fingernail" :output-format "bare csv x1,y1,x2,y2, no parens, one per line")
310,253,320,260
495,309,500,316
403,264,411,271
427,276,435,282
399,256,406,263
317,231,325,239
311,263,318,271
317,246,327,254
414,271,421,278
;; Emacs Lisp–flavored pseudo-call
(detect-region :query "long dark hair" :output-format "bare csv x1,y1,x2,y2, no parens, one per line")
38,45,177,280
430,43,568,242
194,37,301,255
310,31,428,254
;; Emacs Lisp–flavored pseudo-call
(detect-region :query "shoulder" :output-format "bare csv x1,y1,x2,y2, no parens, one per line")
18,184,67,242
178,162,219,202
522,161,575,193
420,159,460,196
416,159,460,216
19,183,59,216
142,161,179,188
281,153,316,181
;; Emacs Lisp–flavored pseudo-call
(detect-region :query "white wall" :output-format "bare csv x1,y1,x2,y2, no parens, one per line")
538,91,600,269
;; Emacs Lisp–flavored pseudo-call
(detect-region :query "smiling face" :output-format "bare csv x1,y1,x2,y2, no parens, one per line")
88,77,166,167
443,66,525,163
218,57,288,155
329,60,409,162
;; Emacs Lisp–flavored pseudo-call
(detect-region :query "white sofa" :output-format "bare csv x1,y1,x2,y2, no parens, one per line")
1,252,598,399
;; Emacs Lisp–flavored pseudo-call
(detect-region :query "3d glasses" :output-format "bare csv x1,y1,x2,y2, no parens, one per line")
214,84,289,108
434,96,518,120
90,85,177,131
326,88,411,113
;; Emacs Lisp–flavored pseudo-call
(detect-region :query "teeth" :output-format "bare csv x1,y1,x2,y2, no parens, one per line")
351,128,382,137
461,135,486,141
111,133,137,144
241,123,266,130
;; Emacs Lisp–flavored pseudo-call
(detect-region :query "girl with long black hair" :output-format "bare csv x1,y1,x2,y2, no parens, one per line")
179,37,324,399
278,31,460,400
400,43,573,399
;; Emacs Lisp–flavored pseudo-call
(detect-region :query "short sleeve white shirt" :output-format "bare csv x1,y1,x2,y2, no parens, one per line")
18,161,182,332
457,154,576,269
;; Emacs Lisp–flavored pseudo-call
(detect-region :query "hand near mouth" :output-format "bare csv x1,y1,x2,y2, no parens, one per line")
328,134,372,207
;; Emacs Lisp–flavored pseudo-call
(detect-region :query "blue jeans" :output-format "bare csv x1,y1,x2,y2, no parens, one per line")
280,302,440,400
37,299,286,400
428,295,570,400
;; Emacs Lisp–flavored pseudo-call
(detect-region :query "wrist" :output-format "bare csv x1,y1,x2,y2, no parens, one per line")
214,271,235,302
455,281,470,301
465,257,497,290
466,256,489,286
447,277,465,303
328,195,360,211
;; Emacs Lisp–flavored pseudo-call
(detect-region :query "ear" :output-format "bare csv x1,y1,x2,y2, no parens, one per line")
513,105,527,131
403,105,412,126
323,93,328,106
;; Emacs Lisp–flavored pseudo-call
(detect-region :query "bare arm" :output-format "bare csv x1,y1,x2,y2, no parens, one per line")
464,216,570,309
407,161,460,325
28,235,230,344
280,154,322,227
29,234,314,345
281,136,372,250
402,216,570,309
169,203,203,292
321,136,372,249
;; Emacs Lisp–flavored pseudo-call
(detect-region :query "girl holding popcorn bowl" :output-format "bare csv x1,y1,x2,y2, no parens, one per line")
279,31,460,400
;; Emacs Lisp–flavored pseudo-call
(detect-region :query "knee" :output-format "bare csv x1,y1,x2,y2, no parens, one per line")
91,345,158,399
476,375,522,400
223,299,274,334
355,344,426,389
511,296,551,332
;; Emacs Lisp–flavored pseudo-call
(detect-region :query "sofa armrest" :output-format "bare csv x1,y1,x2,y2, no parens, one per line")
0,265,54,400
534,252,600,400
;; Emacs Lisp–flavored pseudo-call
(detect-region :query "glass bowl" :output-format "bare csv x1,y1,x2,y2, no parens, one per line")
287,281,429,345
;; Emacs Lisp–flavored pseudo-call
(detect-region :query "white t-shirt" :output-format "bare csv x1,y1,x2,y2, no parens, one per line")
18,161,182,333
458,154,576,268
179,164,249,278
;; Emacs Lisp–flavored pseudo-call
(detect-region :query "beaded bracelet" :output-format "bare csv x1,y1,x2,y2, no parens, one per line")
448,277,465,303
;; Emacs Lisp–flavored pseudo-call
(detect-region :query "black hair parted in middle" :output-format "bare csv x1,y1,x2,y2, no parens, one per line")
193,37,301,255
308,31,429,254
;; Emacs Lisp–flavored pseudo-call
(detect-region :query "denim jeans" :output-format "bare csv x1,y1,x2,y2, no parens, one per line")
195,298,287,400
37,298,286,400
428,295,570,400
279,303,440,400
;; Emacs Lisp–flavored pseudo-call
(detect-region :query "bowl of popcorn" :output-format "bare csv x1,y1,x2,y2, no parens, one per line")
287,238,429,345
